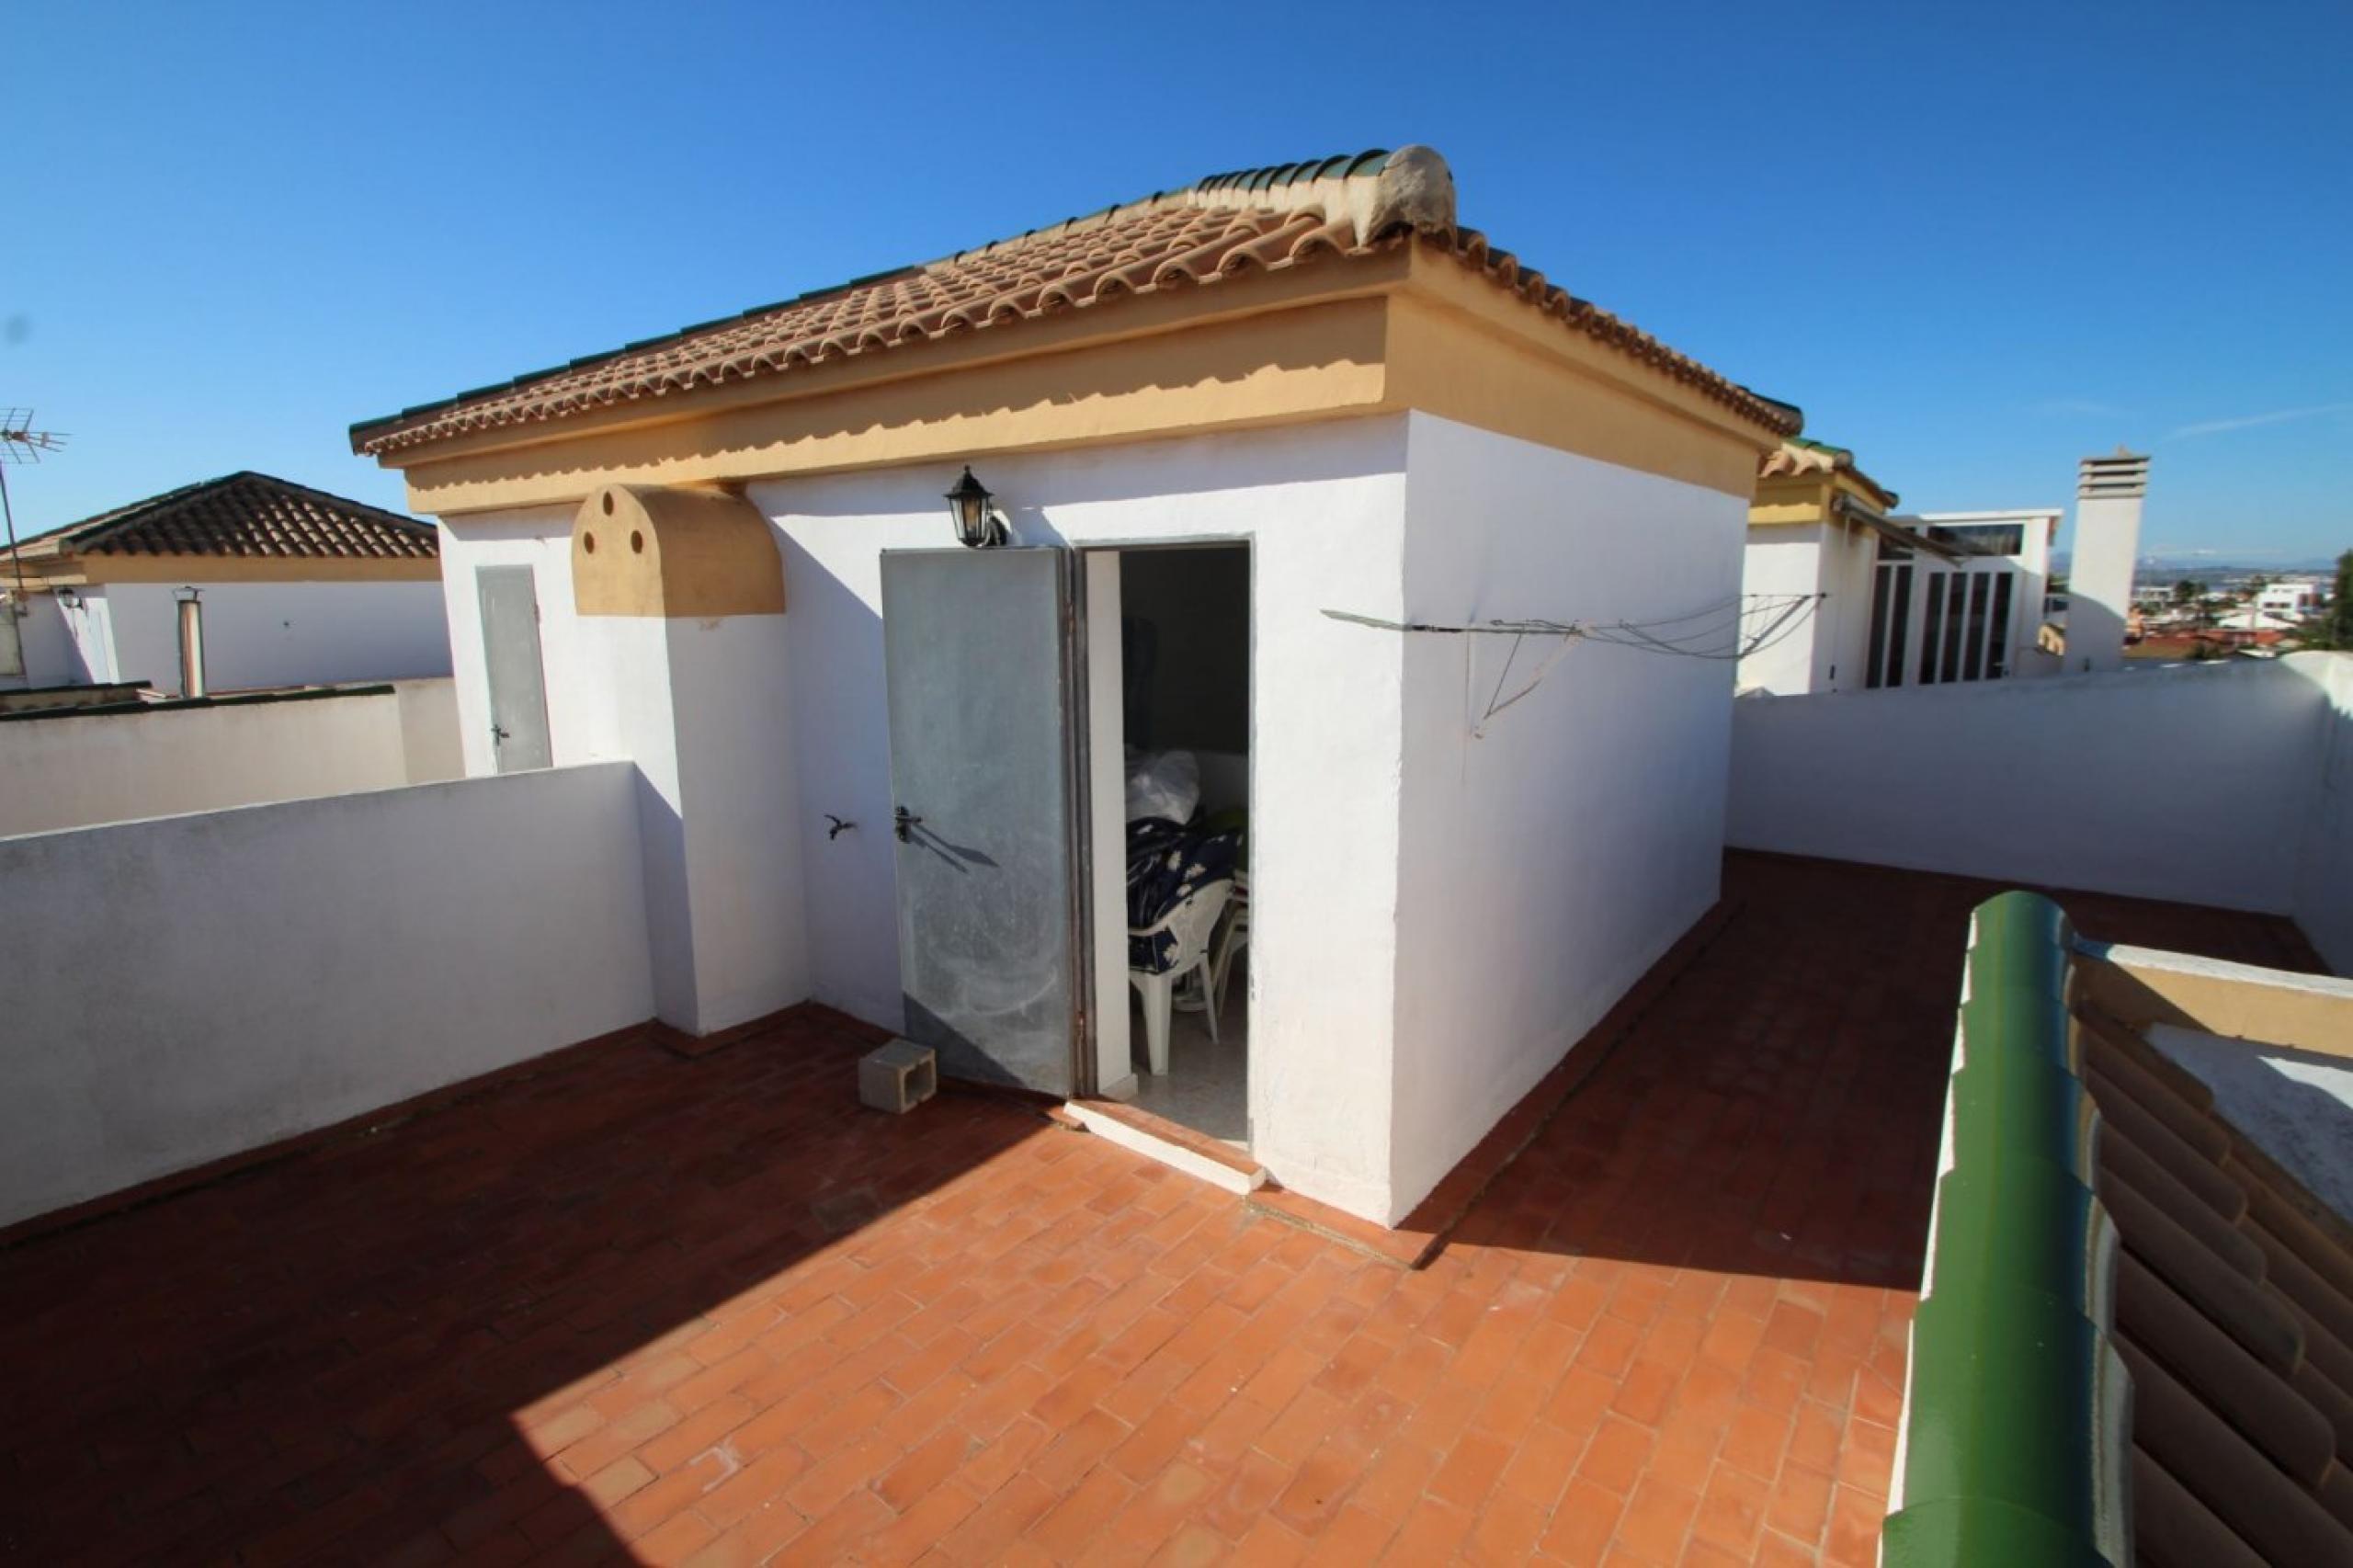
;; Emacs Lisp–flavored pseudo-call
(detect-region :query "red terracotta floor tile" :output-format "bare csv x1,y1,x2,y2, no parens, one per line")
1690,1461,1774,1556
1615,1473,1703,1562
1,859,2304,1566
1766,1461,1836,1548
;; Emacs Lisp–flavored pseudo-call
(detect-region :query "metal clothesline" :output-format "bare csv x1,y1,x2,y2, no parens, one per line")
1320,592,1823,655
1322,592,1827,737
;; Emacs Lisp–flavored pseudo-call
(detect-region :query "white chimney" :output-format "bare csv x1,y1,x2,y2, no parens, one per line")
2070,450,2148,674
174,585,208,699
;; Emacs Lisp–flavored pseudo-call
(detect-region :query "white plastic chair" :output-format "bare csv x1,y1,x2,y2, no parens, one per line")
1208,870,1249,1023
1128,879,1232,1076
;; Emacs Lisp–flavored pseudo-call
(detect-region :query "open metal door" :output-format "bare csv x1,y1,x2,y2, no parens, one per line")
477,566,552,773
881,547,1088,1096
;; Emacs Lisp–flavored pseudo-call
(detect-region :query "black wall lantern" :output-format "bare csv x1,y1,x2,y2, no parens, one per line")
944,466,1008,549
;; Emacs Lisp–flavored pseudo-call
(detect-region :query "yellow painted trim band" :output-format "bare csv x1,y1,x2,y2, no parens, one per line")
396,297,1393,517
45,555,440,585
379,252,1778,513
1381,298,1762,496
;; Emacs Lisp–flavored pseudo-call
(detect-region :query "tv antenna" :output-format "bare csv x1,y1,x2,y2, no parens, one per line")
1,408,68,612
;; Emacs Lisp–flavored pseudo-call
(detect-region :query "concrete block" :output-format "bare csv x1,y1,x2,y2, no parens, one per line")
859,1040,937,1115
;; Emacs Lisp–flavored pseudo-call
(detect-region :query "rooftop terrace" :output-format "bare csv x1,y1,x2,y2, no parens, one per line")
0,853,2322,1566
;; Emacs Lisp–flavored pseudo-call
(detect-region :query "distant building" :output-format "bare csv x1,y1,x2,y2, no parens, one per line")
1,472,450,696
2258,581,2324,618
2211,608,2302,634
1899,508,2062,685
1738,438,1910,694
1738,437,2058,693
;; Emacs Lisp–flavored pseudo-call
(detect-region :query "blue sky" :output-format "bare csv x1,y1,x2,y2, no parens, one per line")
6,1,2349,562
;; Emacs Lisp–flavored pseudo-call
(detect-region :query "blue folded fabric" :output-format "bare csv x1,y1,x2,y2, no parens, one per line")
1125,819,1242,972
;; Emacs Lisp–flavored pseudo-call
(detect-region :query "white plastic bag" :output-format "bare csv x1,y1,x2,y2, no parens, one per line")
1125,748,1200,824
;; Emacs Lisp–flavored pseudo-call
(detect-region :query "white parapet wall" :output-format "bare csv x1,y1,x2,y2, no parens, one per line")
4,593,77,687
0,762,656,1229
0,678,462,838
2296,653,2353,974
99,579,454,697
393,676,464,784
1728,653,2353,965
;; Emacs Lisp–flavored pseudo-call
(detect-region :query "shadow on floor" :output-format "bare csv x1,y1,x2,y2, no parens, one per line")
0,1006,1041,1564
1438,851,2327,1292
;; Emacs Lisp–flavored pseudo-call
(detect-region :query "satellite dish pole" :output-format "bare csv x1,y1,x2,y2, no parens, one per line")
0,407,70,615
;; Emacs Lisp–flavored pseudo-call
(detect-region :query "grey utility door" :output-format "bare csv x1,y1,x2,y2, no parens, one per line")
476,566,552,773
881,547,1086,1096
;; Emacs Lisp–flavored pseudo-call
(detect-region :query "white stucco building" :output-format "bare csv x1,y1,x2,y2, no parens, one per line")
2211,607,2303,635
1899,508,2062,683
351,147,1800,1226
1,471,450,697
1738,438,1913,695
2258,580,2325,619
1739,439,2061,695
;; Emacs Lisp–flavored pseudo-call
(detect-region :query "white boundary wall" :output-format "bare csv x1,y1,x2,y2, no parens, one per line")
0,679,460,838
394,678,464,782
1729,653,2353,968
0,762,654,1228
93,580,452,697
2295,655,2353,974
4,595,78,687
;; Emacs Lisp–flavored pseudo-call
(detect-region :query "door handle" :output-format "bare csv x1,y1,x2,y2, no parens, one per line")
491,722,511,744
893,805,923,842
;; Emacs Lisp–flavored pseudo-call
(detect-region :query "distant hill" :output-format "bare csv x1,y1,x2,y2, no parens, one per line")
2052,551,2340,576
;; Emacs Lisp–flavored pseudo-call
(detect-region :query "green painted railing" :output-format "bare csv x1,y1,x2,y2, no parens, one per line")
1881,892,2129,1568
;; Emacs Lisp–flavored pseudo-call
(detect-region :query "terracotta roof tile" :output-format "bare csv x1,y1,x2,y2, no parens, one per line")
27,472,436,561
352,147,1800,456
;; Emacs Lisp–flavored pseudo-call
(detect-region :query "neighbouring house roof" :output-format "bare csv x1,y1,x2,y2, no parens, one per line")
2212,608,2302,632
12,472,437,562
351,146,1802,458
1757,437,1899,511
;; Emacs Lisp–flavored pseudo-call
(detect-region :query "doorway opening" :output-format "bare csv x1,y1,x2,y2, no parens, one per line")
1097,542,1252,1147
